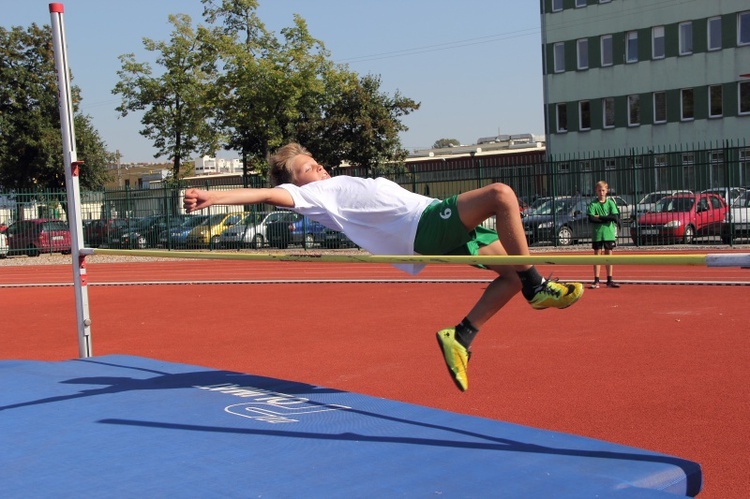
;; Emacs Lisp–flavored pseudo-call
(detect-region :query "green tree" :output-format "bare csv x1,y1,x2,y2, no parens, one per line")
203,1,331,178
0,23,110,190
202,0,419,177
298,73,419,176
113,13,221,180
433,138,460,148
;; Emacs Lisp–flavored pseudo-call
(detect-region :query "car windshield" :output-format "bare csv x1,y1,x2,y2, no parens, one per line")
736,192,750,208
532,198,573,215
638,193,666,205
43,221,69,231
181,215,208,228
528,197,550,211
654,197,693,213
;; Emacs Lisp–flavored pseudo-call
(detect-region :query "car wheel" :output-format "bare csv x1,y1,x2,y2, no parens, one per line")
210,235,221,247
136,236,148,249
557,226,573,246
682,225,695,244
251,234,264,249
26,245,40,257
721,235,732,245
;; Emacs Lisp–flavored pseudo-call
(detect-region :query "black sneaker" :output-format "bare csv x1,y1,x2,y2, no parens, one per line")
606,281,620,288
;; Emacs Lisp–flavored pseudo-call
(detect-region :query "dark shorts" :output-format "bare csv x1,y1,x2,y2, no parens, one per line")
414,196,499,257
592,240,617,250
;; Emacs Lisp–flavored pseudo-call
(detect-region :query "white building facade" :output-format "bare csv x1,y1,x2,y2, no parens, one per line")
541,0,750,157
194,156,243,175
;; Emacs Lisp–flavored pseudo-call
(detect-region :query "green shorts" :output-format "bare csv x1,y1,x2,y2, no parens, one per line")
414,196,499,257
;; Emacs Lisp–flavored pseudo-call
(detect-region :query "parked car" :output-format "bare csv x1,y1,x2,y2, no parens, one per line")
720,190,750,243
109,215,187,249
323,227,358,249
522,197,592,246
5,219,72,256
266,213,327,249
632,190,693,221
185,212,246,247
105,217,145,248
218,211,297,249
630,193,727,245
523,196,553,218
700,187,747,206
0,230,8,258
609,195,634,222
84,218,130,247
158,215,209,248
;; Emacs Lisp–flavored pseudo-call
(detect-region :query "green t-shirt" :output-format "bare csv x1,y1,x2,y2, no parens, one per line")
587,198,619,242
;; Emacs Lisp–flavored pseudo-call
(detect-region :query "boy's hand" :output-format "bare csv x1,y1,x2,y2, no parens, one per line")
183,188,211,213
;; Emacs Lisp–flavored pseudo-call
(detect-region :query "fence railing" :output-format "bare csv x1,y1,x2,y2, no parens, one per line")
1,142,748,256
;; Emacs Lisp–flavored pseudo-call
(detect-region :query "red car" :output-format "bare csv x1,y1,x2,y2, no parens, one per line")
631,193,727,245
5,218,72,256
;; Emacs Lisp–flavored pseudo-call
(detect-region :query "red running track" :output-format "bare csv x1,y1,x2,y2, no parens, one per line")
1,255,749,497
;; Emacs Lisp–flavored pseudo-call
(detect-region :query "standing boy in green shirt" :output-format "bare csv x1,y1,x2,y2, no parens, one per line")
587,180,620,288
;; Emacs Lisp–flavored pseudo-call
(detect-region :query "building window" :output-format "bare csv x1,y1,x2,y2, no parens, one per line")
739,11,750,45
709,85,723,118
652,26,665,59
653,92,667,124
740,81,750,115
552,0,563,13
603,97,615,128
707,17,722,51
628,95,640,126
554,42,565,73
600,35,613,66
626,31,638,63
599,0,611,3
679,22,693,55
579,100,591,131
556,103,568,133
577,39,589,70
681,88,695,120
575,0,587,7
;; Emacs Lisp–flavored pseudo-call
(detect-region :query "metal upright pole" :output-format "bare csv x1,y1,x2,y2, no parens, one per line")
49,3,92,357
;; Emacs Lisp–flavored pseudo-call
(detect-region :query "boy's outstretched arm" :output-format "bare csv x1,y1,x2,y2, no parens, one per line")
183,187,295,213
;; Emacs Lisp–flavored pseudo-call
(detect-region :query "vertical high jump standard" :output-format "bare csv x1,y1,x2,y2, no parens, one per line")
49,3,92,357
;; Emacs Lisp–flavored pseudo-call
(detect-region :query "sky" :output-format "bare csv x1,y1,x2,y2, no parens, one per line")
3,0,545,163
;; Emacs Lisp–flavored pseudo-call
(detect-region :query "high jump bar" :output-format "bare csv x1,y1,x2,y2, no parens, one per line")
86,248,750,268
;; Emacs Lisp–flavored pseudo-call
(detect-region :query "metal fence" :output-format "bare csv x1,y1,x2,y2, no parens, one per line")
1,142,749,256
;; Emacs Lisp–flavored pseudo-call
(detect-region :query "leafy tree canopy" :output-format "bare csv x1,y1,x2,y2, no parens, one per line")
0,23,111,191
201,0,420,177
113,13,221,179
433,138,461,148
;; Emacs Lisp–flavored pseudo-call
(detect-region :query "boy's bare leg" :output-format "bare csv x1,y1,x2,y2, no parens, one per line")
464,241,520,329
455,183,532,272
592,248,602,287
436,183,584,391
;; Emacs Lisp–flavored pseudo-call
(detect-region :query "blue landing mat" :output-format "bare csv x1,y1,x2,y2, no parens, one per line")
0,355,701,497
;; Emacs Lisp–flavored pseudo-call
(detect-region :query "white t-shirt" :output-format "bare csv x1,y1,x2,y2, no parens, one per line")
277,176,436,274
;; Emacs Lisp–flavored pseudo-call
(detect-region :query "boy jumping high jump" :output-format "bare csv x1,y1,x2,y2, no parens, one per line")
183,143,584,391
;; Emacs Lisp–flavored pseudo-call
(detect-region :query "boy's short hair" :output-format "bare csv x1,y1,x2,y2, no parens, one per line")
269,143,312,186
595,180,608,190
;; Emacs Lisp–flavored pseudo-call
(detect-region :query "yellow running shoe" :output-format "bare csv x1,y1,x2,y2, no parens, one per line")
436,328,471,391
528,278,584,310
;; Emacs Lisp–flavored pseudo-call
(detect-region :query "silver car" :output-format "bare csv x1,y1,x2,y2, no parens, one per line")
0,230,8,258
218,211,297,249
720,190,750,243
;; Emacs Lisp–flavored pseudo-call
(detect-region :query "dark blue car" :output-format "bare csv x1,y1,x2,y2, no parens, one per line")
266,213,327,249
